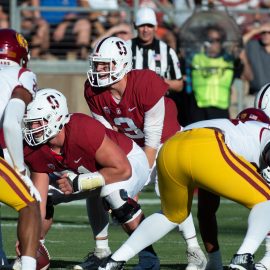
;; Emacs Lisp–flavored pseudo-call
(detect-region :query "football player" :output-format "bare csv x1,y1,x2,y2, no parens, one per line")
22,88,155,270
0,28,41,270
84,36,206,270
99,107,270,270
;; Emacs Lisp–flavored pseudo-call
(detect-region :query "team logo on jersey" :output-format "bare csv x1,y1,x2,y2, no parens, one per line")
16,33,28,50
116,108,121,114
47,163,55,170
103,106,110,114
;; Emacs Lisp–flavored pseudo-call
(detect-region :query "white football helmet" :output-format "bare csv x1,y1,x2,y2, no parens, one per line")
254,83,270,118
23,88,70,146
87,36,132,87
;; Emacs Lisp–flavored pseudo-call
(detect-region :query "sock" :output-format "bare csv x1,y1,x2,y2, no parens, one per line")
237,201,270,255
112,212,177,262
21,256,36,270
96,239,109,250
178,213,199,248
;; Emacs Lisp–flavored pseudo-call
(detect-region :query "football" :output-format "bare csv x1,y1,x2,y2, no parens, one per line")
36,242,50,270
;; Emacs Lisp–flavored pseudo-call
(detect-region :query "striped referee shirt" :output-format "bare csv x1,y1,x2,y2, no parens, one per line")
127,37,182,80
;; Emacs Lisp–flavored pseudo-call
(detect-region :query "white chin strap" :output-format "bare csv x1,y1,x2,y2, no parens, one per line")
98,76,111,87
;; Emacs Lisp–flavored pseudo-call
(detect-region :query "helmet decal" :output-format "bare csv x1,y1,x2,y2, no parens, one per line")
16,33,28,50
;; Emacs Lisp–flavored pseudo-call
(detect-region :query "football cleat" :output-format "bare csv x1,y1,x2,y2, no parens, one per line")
229,253,255,270
132,250,160,270
186,247,207,270
98,257,125,270
73,248,111,270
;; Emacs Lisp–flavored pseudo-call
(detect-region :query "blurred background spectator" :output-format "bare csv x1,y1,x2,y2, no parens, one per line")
243,22,270,97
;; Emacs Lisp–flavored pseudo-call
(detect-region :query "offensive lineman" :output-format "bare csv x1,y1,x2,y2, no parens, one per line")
21,88,153,269
0,28,41,270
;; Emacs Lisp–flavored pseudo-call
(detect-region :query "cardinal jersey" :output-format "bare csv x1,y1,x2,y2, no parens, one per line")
184,118,270,168
24,113,133,174
84,69,180,147
0,63,37,122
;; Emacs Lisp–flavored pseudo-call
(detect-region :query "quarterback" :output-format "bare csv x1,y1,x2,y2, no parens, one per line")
0,29,41,270
84,36,206,270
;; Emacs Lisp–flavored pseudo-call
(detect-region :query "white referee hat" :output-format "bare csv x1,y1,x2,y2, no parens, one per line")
135,7,157,27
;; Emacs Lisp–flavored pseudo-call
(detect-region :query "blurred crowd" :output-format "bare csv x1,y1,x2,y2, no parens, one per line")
1,0,270,60
1,0,270,116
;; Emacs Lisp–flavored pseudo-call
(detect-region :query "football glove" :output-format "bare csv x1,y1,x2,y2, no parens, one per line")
261,166,270,186
18,171,42,202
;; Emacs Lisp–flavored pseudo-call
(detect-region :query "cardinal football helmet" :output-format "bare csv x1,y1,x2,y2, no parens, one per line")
236,107,270,124
87,36,132,87
0,29,30,68
23,88,70,146
254,83,270,118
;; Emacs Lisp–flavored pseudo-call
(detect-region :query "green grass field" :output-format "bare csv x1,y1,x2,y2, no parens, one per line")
0,188,266,269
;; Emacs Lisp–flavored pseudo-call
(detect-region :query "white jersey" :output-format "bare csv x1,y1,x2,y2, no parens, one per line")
0,63,37,124
184,119,270,168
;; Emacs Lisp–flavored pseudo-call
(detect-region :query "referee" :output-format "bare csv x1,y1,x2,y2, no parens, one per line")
127,7,183,94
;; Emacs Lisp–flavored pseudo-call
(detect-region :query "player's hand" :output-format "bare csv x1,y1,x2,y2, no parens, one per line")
18,171,42,202
261,166,270,186
56,173,74,194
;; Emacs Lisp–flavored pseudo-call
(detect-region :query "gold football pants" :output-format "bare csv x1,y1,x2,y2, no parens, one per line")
0,157,34,211
157,128,270,223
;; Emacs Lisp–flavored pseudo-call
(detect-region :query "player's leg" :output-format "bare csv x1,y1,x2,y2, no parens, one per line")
73,190,111,270
154,150,206,270
197,189,222,270
0,159,41,270
180,212,207,270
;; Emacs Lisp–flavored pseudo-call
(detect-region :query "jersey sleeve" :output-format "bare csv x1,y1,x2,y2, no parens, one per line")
18,68,38,97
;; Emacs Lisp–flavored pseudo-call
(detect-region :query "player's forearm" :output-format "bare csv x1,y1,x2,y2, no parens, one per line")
164,78,183,92
3,99,26,172
143,145,157,168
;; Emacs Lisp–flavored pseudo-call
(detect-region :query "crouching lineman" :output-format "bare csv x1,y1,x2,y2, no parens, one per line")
0,28,41,270
21,88,158,270
98,107,270,270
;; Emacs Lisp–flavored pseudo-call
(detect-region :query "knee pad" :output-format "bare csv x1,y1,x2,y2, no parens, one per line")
103,189,141,224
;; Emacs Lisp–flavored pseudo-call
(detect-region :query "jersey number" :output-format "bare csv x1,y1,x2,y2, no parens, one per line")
114,117,144,139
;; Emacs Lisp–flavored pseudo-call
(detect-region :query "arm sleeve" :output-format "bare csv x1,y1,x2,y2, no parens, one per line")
144,97,165,149
3,98,26,172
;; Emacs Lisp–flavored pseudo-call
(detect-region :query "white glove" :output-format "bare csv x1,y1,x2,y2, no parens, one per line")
18,173,42,202
261,166,270,186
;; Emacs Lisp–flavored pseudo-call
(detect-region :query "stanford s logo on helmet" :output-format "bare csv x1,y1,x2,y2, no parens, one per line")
254,83,270,118
87,36,132,87
23,88,70,146
236,107,270,124
0,29,30,68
